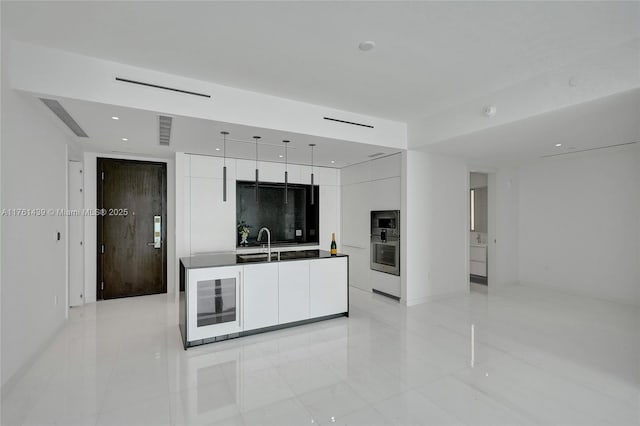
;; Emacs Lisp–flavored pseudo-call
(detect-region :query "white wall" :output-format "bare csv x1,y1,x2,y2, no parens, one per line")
493,168,520,289
1,53,73,389
402,150,469,305
83,153,175,303
341,154,402,296
518,144,640,305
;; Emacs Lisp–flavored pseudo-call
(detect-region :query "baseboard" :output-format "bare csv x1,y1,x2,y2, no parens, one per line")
405,289,469,306
1,319,66,400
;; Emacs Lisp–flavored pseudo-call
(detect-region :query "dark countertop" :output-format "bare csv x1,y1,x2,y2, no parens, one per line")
180,249,347,269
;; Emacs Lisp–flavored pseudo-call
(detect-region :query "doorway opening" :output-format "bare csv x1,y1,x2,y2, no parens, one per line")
470,172,488,288
97,158,167,300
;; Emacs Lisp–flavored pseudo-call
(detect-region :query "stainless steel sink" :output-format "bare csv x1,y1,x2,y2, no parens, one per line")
236,252,278,262
236,249,321,263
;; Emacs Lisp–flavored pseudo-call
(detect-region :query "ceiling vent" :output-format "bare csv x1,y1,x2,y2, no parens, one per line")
158,115,173,146
368,152,385,158
541,141,637,158
115,77,211,99
39,98,88,137
323,116,374,129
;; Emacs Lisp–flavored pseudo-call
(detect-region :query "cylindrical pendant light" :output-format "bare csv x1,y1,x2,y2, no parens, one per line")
309,143,316,205
253,136,261,201
283,140,290,204
221,131,229,202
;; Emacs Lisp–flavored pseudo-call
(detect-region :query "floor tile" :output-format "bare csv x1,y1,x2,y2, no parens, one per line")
374,390,463,426
296,382,368,424
241,397,314,426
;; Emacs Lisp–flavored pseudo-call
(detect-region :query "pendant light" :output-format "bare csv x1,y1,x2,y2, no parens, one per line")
309,143,316,205
253,136,261,201
283,140,290,204
221,131,229,202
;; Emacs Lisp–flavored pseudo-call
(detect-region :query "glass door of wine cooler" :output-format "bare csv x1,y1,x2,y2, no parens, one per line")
188,266,243,341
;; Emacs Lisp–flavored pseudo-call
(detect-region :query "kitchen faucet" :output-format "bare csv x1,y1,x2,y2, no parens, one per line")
477,233,482,244
257,227,272,261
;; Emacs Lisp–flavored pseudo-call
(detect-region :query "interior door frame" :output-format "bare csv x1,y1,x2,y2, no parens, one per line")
96,157,168,300
466,168,496,289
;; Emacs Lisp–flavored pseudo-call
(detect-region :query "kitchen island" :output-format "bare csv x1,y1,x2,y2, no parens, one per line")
179,250,348,349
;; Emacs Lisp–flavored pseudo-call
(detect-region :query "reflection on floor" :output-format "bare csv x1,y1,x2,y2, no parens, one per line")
470,282,488,294
2,284,639,425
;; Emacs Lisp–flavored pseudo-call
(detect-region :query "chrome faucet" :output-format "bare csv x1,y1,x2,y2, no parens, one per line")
257,227,272,261
477,233,482,244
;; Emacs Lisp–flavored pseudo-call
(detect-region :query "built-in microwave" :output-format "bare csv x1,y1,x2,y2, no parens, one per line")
370,210,400,276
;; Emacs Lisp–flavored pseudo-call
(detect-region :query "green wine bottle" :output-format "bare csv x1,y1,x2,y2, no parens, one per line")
330,233,337,256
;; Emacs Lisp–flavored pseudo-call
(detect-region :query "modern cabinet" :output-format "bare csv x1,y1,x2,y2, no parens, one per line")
309,257,348,317
243,263,279,330
278,260,310,324
470,245,487,277
188,177,236,253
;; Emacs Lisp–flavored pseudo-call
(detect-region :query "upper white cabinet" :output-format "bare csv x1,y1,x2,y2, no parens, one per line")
243,263,279,330
309,257,348,317
236,159,338,186
236,159,286,183
278,261,310,324
369,177,401,211
187,155,236,179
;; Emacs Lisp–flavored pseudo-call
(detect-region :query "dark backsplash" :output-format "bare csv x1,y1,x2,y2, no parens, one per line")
236,181,319,246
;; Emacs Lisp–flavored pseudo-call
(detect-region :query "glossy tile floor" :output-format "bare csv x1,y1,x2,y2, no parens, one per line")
2,284,639,426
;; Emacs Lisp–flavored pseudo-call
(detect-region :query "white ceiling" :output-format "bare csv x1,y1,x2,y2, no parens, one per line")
3,1,639,121
424,88,640,166
35,96,399,168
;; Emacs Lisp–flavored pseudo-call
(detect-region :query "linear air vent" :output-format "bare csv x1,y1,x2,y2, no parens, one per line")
115,77,211,98
368,152,385,158
40,98,88,137
158,115,173,146
541,141,638,158
323,116,374,128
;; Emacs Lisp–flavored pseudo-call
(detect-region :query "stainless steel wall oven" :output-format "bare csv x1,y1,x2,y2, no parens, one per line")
370,210,400,276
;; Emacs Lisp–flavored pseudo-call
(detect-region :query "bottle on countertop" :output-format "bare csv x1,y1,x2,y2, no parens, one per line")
330,233,337,256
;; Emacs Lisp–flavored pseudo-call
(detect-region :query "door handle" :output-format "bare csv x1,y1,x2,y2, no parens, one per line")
152,215,161,249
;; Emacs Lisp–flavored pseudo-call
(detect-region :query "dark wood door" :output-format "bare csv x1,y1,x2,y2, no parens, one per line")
97,158,167,299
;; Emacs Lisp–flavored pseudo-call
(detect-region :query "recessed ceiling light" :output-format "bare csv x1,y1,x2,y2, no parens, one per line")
215,148,221,151
331,160,335,164
358,41,376,52
279,155,284,158
555,143,562,147
121,138,128,141
111,116,119,120
483,105,497,117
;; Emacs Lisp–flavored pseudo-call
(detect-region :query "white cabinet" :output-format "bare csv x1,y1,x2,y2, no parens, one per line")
236,159,288,183
341,182,371,248
278,261,310,324
470,246,486,262
188,177,236,253
470,261,486,276
470,245,487,277
243,263,279,330
309,257,348,317
189,155,236,179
